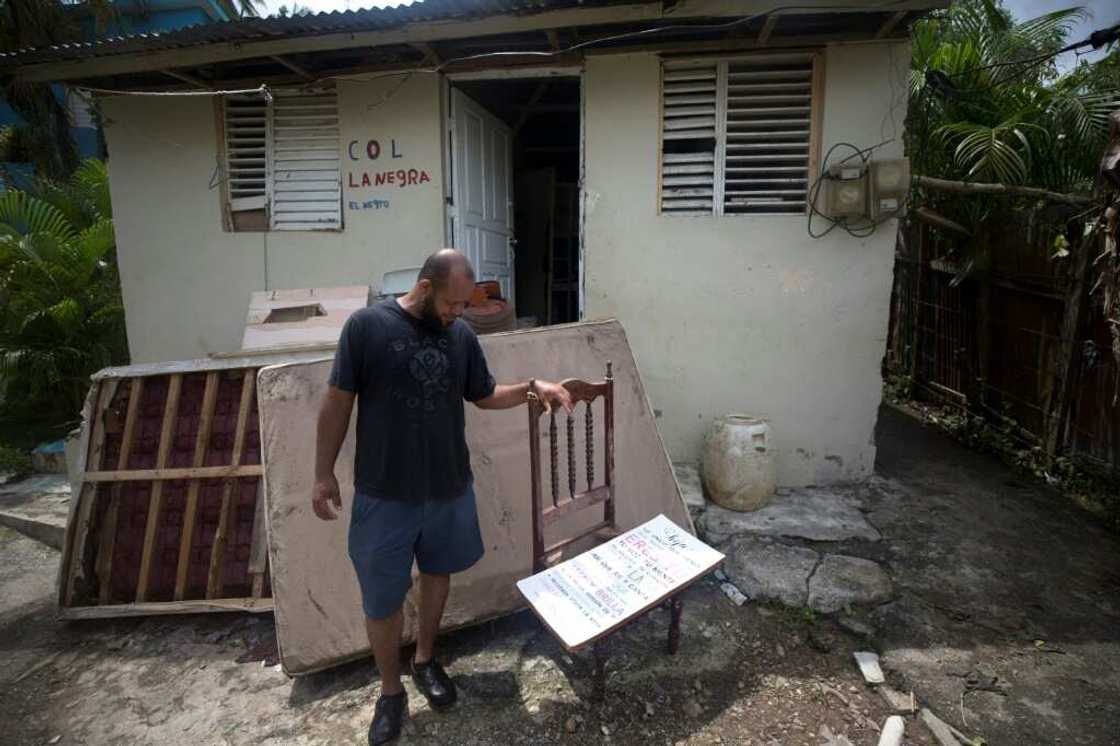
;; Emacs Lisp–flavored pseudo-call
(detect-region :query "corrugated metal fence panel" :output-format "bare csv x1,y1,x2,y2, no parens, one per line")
269,89,341,231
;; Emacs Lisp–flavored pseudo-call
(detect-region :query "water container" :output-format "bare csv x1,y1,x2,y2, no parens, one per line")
701,415,777,512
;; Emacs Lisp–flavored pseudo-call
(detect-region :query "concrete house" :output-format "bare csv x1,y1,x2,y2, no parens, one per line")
0,0,941,485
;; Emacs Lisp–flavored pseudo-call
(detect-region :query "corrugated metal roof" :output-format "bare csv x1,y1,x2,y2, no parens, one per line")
0,0,608,67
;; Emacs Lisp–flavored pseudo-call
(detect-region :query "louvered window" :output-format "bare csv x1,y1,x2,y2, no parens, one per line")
221,87,342,232
660,54,820,216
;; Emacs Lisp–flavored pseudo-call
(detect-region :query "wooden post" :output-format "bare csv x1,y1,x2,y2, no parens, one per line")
97,377,144,605
136,374,182,601
528,380,545,573
174,371,219,601
1046,229,1094,458
910,223,926,383
604,362,615,529
207,370,254,599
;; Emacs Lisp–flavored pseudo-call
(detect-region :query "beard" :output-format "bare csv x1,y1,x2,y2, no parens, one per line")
420,293,448,331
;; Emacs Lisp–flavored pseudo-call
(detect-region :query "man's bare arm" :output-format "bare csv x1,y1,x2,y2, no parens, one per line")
312,386,356,521
474,381,572,413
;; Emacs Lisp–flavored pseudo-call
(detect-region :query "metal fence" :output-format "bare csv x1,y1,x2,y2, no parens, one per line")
886,217,1120,475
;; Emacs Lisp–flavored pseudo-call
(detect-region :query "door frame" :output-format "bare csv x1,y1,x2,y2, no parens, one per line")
441,66,586,322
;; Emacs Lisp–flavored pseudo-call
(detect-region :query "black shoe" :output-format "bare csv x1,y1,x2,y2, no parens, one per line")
411,658,457,710
369,691,407,745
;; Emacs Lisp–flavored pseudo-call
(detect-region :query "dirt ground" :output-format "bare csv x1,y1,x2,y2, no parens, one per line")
1,405,1117,745
870,405,1120,744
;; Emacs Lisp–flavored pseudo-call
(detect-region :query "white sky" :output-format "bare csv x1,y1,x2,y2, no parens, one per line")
256,0,1119,69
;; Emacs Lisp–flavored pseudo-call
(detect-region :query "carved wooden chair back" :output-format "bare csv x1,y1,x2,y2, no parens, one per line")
527,363,615,573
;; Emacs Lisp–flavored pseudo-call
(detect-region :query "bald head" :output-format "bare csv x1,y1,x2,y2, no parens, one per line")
418,249,475,291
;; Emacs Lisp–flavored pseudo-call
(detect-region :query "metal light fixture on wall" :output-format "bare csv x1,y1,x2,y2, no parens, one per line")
824,166,867,219
869,158,910,220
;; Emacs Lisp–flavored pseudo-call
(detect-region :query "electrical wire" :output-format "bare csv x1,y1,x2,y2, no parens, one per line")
807,140,901,239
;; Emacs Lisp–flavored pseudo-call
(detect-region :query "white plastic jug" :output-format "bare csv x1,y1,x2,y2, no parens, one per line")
701,415,777,512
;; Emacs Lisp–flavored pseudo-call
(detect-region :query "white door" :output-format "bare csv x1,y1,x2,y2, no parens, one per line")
451,88,514,301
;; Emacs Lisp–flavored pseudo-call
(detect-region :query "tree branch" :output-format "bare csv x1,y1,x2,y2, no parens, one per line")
916,175,1093,206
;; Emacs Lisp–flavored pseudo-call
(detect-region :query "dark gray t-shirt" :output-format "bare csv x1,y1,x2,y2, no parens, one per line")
329,299,496,501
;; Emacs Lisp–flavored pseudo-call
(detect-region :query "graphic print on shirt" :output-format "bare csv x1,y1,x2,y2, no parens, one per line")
390,335,454,416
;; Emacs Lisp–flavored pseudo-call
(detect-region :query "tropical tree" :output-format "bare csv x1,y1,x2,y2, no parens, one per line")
909,0,1118,198
0,159,127,445
0,0,260,180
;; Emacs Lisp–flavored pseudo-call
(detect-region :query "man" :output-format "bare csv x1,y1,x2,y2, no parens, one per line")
313,249,572,745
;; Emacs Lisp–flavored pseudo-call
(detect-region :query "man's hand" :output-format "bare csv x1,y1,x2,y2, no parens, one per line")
312,474,343,521
533,380,574,414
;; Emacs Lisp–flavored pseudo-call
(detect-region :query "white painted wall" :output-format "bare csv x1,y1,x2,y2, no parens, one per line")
581,43,910,485
104,42,908,486
102,73,446,363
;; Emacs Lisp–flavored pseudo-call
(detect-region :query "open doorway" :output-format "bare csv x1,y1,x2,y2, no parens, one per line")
449,75,581,327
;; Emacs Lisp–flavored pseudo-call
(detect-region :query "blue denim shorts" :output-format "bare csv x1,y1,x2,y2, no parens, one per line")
347,484,485,620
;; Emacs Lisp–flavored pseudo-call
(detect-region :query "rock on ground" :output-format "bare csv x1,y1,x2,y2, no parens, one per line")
808,555,894,614
722,536,819,607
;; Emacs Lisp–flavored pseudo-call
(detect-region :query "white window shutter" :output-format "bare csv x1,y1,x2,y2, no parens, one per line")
224,94,269,212
722,55,814,215
269,89,342,231
660,61,718,215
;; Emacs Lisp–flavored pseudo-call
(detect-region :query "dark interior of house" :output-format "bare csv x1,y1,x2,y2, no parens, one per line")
454,77,581,326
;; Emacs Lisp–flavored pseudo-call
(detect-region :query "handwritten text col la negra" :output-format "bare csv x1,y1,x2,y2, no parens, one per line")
346,139,431,190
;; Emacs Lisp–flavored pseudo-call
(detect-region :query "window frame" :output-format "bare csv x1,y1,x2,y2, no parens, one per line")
657,51,825,217
218,86,343,233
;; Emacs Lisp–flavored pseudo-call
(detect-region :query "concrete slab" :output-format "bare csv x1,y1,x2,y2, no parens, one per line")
0,474,71,550
674,463,706,513
699,487,881,543
722,535,819,607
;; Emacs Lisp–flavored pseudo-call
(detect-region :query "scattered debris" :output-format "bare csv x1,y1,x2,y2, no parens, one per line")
720,581,748,606
838,613,875,638
564,715,582,734
876,715,905,746
921,708,961,746
854,651,885,684
819,724,856,746
48,736,62,744
878,685,916,714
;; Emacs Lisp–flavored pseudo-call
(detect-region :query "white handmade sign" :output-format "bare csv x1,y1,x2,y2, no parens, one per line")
516,514,724,650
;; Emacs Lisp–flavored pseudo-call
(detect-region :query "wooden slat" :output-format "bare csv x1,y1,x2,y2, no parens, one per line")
58,597,273,620
136,374,182,602
85,464,264,482
97,377,144,605
248,480,268,598
174,372,219,601
63,484,97,606
62,380,116,606
544,520,612,556
207,370,255,599
542,486,612,526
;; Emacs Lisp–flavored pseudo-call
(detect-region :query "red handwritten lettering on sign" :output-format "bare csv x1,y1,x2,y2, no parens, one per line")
348,170,432,189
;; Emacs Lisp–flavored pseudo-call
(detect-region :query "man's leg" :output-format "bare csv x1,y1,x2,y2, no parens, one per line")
365,608,405,695
414,572,450,665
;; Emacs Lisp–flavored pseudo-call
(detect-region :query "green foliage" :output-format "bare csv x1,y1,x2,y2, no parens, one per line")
0,159,127,446
908,0,1119,242
0,443,33,477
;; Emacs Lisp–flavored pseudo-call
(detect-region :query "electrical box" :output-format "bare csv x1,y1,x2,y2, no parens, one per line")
869,158,910,219
824,167,867,219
